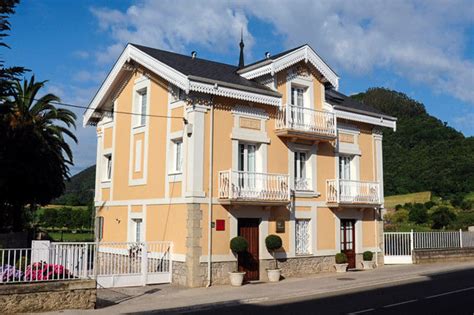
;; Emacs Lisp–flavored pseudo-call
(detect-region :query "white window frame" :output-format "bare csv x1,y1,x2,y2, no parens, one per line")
172,139,183,174
132,76,150,129
339,155,356,180
294,151,312,191
132,218,143,243
102,153,112,182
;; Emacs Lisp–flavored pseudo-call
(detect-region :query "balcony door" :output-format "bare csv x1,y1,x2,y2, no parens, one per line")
291,87,305,128
238,144,257,195
339,156,353,202
294,151,310,191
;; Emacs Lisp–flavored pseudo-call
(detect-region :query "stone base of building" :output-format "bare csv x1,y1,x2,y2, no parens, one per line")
0,279,96,313
173,254,385,286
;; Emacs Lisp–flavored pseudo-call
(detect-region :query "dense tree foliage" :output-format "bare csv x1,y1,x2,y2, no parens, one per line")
352,88,474,199
40,206,93,230
0,77,77,231
53,166,95,206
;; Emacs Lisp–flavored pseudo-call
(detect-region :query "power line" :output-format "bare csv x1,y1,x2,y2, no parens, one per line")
11,96,185,120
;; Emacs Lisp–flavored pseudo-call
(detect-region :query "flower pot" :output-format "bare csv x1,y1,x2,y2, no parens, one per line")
334,263,348,273
228,271,246,286
362,260,374,270
266,269,281,282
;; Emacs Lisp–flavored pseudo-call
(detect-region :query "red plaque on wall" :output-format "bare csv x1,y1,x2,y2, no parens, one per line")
216,219,225,231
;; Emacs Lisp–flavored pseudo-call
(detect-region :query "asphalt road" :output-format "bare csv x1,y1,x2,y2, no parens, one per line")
180,267,474,315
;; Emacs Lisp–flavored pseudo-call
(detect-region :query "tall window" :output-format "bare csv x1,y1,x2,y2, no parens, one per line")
238,143,257,189
135,88,147,127
295,151,310,190
339,156,352,180
133,219,142,242
296,219,310,255
103,154,112,181
174,140,183,173
291,87,305,126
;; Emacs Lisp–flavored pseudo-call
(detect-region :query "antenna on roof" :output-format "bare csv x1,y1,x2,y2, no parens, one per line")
238,28,245,69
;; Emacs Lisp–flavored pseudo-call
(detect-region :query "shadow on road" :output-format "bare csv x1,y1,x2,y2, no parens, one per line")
125,267,474,315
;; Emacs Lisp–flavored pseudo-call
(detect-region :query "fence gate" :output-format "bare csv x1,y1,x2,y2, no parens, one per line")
383,232,413,264
51,241,173,288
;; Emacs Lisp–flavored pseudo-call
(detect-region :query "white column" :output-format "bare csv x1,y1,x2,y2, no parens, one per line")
373,130,384,205
185,104,207,198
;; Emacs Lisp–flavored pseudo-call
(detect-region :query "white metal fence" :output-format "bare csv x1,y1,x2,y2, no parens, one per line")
218,170,290,202
384,230,474,264
0,241,172,288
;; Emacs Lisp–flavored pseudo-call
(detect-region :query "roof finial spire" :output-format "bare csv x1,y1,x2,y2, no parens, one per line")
238,27,245,69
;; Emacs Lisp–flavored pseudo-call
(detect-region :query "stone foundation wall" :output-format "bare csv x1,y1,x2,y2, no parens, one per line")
0,279,96,313
413,248,474,264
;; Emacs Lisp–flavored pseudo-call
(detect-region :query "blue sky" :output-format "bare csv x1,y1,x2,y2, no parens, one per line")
4,0,474,174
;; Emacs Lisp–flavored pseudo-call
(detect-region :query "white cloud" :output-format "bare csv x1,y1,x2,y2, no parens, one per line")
91,0,254,64
72,50,90,59
72,70,107,83
91,0,474,105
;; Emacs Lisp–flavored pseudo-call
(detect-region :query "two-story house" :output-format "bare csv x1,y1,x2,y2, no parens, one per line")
84,41,396,287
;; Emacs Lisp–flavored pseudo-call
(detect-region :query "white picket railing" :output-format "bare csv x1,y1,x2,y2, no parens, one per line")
384,230,474,265
218,170,290,202
275,104,336,138
326,179,381,204
0,241,172,287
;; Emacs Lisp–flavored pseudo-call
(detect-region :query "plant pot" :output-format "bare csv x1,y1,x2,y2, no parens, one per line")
334,263,348,273
362,260,374,270
266,268,281,282
228,271,246,286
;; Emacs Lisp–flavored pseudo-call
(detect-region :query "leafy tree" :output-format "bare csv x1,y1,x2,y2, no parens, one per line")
408,203,428,224
431,207,457,230
352,88,474,199
0,77,77,231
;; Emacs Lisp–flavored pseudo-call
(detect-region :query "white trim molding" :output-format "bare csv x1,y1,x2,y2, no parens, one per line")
239,45,339,90
335,109,396,131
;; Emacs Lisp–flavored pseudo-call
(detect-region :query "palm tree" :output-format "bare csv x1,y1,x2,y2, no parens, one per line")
0,76,77,231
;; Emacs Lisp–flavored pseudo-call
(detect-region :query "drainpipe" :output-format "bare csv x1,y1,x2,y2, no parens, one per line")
374,207,379,267
207,103,215,287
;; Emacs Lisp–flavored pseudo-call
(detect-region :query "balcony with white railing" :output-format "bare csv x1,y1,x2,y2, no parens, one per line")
326,179,381,206
218,170,290,205
275,105,336,141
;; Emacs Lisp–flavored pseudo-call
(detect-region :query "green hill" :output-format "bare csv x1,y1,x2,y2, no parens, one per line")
53,166,95,206
351,88,474,199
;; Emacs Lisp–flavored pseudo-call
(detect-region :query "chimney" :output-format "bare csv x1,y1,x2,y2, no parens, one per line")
191,51,197,59
265,52,271,59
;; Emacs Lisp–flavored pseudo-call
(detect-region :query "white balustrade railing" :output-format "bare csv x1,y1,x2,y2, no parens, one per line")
326,179,381,204
276,104,336,138
218,170,290,202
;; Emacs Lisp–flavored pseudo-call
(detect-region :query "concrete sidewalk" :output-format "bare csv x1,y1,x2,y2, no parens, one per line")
44,262,474,314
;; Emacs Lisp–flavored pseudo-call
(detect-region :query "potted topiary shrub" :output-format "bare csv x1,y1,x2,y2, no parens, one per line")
265,234,282,282
362,251,374,270
334,253,348,273
229,236,248,286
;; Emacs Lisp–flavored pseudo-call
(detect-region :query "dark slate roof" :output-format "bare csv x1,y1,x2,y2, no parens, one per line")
131,43,279,96
326,89,395,119
239,44,338,77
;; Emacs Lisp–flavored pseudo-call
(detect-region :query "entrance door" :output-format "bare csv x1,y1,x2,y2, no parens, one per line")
238,218,260,281
340,219,356,269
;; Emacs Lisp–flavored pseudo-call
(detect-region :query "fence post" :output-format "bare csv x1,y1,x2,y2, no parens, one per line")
141,242,148,286
459,229,463,248
169,242,174,283
410,229,414,254
82,243,88,279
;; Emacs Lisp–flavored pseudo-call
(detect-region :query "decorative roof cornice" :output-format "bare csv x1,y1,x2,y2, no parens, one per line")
238,45,339,89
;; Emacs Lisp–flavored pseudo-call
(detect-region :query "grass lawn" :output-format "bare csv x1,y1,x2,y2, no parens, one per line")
48,232,94,242
385,191,431,209
465,192,474,202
